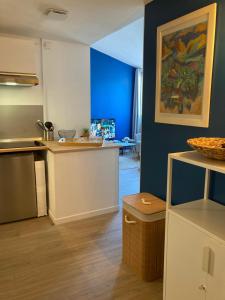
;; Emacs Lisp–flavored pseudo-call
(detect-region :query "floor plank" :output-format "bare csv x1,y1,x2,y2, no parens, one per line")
0,211,162,300
0,155,163,300
119,154,140,206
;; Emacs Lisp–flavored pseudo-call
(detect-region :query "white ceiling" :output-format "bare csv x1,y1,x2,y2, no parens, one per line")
0,0,145,45
92,18,144,68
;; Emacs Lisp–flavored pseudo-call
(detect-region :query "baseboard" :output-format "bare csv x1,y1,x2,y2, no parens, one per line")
48,206,119,225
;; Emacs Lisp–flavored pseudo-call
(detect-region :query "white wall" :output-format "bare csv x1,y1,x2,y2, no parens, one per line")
92,18,144,68
0,35,43,105
42,39,90,136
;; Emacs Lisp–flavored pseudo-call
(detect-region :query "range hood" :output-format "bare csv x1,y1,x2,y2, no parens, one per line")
0,72,39,87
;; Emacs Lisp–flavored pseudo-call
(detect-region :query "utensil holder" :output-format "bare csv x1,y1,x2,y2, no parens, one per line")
44,130,54,141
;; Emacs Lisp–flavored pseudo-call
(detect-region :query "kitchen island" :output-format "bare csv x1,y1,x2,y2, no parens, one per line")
45,141,120,224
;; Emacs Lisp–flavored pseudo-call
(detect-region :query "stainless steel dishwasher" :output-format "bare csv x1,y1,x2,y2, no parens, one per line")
0,152,37,224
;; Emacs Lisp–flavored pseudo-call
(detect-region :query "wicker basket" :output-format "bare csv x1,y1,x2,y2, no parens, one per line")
187,137,225,160
123,193,166,281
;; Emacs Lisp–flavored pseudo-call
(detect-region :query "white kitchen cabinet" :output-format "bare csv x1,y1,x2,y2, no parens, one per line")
165,212,207,300
0,35,37,73
205,238,225,300
164,151,225,300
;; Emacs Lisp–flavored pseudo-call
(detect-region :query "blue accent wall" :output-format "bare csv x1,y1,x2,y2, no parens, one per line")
141,0,225,205
91,48,135,140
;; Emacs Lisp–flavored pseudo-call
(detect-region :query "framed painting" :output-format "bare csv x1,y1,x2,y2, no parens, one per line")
155,4,217,127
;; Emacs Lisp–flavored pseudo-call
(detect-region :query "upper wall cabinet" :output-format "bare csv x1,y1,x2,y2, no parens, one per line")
0,36,37,74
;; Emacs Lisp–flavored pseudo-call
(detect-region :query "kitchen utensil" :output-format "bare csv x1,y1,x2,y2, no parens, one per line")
36,120,46,131
45,121,53,131
58,129,76,139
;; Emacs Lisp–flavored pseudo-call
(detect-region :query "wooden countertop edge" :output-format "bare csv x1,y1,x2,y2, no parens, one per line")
0,142,120,154
0,146,48,154
46,144,120,154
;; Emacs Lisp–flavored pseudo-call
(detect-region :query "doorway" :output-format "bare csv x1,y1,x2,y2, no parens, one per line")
90,18,144,205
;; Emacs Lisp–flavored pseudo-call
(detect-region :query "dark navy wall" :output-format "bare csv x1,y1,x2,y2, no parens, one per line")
91,48,135,140
141,0,225,205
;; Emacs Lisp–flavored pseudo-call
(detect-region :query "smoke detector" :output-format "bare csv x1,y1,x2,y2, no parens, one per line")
46,8,68,21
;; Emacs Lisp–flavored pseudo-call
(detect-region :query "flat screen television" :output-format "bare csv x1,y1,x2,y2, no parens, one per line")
91,119,116,140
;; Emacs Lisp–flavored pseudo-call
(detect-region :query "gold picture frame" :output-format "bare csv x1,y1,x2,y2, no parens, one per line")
155,4,217,127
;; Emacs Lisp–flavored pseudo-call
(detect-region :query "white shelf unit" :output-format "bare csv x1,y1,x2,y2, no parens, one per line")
164,151,225,300
167,151,225,208
166,150,225,241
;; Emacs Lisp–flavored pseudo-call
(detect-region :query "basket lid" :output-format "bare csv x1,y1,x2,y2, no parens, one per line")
123,193,166,215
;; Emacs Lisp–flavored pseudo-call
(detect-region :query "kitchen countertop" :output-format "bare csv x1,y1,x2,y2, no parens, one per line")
0,138,120,154
0,145,48,154
43,141,120,154
0,139,48,154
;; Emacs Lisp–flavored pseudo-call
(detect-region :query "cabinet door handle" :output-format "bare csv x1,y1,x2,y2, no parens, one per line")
202,247,211,274
124,215,137,224
198,284,207,292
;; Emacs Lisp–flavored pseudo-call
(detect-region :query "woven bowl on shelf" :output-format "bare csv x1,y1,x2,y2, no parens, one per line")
187,137,225,160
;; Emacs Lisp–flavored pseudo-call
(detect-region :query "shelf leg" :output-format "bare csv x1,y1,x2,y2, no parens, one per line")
204,169,211,200
166,156,173,208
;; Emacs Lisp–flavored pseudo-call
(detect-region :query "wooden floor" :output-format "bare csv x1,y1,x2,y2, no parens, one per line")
0,212,162,300
0,155,163,300
119,154,140,206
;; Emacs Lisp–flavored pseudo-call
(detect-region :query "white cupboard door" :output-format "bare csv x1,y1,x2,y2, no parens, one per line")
0,36,37,73
206,239,225,300
164,212,207,300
